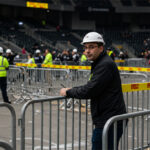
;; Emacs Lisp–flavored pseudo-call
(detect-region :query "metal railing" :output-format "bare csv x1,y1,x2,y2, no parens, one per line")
120,72,149,84
0,103,16,150
102,110,150,150
19,96,91,150
0,141,14,150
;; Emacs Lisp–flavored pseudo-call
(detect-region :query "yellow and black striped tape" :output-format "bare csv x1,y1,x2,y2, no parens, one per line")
16,63,150,72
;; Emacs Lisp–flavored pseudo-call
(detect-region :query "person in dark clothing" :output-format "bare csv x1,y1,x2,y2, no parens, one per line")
106,48,115,61
60,32,127,150
34,49,43,67
0,47,11,104
5,49,17,65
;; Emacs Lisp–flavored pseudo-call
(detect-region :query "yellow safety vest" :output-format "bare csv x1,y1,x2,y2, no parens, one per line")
43,53,53,65
27,58,35,68
0,56,9,77
108,51,113,56
81,54,87,62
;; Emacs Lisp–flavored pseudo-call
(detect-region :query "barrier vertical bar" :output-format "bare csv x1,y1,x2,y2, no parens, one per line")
85,100,88,150
32,103,35,150
132,92,134,112
57,100,60,150
142,91,144,110
64,98,67,150
41,102,44,150
49,101,52,150
141,115,144,150
72,99,74,150
137,91,139,148
148,91,150,145
123,120,126,150
114,122,117,150
132,117,135,149
126,92,129,149
79,100,81,150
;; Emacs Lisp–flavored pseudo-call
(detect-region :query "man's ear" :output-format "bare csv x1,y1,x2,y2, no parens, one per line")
99,45,104,52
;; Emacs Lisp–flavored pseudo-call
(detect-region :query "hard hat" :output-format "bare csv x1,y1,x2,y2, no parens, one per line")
120,52,123,55
0,47,3,53
81,32,105,45
73,49,77,53
6,49,12,53
36,49,41,53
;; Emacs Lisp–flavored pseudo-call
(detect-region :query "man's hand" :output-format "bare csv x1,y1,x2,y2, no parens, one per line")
60,88,71,96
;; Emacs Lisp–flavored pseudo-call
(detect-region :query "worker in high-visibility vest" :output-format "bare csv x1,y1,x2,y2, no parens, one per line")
27,53,35,68
0,47,11,104
107,48,115,61
43,49,53,65
80,51,87,65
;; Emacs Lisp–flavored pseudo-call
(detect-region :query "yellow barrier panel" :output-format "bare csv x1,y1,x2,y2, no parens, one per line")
122,82,150,93
114,60,125,63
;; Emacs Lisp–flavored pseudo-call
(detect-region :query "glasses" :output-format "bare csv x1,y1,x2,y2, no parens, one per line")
83,45,98,50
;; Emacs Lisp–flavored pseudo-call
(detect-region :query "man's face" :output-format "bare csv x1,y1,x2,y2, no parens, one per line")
45,49,48,54
83,42,103,61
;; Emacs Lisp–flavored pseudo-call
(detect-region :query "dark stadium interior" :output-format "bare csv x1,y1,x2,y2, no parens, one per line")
0,0,150,57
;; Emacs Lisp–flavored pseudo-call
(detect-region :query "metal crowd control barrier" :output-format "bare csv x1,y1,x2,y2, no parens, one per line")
24,68,70,97
122,82,150,113
0,141,14,150
125,58,148,67
20,96,92,150
7,66,25,91
102,110,150,150
19,81,150,150
0,103,16,150
120,72,149,84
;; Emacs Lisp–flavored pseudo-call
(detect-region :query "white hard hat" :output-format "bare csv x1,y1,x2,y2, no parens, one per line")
0,47,3,53
36,49,41,53
81,32,105,45
73,49,77,53
6,49,12,53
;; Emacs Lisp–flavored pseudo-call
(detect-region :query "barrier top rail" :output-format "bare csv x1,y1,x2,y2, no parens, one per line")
20,96,65,150
16,63,150,72
102,110,150,150
0,141,14,150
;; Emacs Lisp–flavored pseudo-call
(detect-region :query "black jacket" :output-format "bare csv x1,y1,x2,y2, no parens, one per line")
66,50,126,128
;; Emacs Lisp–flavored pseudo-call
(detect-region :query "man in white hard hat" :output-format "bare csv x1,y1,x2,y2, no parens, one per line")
60,32,127,150
0,47,11,104
6,49,17,65
34,49,43,67
72,48,79,65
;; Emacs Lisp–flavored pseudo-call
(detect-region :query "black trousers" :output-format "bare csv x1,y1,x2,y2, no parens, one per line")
0,77,9,103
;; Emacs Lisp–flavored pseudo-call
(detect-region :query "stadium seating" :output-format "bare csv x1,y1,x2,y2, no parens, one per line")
135,0,150,6
121,0,132,6
74,0,112,8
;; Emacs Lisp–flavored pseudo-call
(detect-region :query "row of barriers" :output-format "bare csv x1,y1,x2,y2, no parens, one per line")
6,65,150,104
1,81,150,150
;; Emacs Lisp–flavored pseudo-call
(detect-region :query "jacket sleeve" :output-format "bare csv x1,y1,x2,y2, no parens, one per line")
66,63,113,99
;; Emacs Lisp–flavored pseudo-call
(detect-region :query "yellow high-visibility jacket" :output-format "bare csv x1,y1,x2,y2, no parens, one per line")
0,56,9,77
43,53,53,65
81,54,87,62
